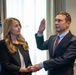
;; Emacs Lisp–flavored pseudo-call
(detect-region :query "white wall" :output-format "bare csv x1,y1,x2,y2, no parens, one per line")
65,0,76,75
65,1,76,75
65,0,76,35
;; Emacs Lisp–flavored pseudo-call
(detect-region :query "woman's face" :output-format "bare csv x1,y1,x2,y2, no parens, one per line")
10,20,21,36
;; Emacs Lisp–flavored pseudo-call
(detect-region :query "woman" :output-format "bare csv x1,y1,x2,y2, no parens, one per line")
0,18,32,75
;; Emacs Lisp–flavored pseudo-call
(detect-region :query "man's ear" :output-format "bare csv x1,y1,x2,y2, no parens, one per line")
67,21,71,28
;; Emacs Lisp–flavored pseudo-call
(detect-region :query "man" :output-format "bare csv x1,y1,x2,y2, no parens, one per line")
31,11,76,75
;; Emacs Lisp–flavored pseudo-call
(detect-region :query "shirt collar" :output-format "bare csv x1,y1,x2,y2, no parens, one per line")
58,30,69,38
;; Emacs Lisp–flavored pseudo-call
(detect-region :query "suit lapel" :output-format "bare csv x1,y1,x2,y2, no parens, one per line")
12,51,21,66
53,31,73,56
49,35,57,57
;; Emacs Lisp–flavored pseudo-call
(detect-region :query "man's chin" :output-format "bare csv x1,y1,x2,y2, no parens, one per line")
56,29,60,32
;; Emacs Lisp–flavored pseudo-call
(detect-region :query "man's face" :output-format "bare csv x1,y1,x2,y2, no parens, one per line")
55,14,70,34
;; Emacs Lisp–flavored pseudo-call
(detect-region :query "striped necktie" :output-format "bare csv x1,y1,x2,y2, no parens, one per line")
53,36,60,53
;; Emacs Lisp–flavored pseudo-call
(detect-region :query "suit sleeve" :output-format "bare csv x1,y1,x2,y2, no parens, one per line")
35,33,76,71
43,39,76,70
35,33,49,50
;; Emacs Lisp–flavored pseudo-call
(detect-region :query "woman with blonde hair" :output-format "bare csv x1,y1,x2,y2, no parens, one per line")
0,17,32,75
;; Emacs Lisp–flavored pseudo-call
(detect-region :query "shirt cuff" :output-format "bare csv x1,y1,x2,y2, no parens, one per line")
40,62,44,68
37,33,43,37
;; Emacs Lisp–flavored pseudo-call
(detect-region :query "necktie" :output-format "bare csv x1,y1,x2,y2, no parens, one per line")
53,36,60,53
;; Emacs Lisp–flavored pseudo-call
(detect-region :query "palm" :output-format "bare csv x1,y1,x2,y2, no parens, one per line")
39,19,46,33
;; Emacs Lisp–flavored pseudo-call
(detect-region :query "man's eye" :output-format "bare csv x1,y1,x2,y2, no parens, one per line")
15,24,19,27
55,19,63,22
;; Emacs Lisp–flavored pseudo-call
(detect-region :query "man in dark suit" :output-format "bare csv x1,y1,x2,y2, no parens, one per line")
31,11,76,75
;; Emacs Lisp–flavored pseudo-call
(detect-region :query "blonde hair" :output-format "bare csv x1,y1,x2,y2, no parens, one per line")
3,17,28,53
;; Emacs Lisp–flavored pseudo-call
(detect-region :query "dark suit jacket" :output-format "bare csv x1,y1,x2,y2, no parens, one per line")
0,40,32,75
35,31,76,75
0,63,2,74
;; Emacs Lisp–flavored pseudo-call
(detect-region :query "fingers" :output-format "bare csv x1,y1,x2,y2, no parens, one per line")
41,19,46,26
38,19,46,34
19,64,42,73
19,67,32,72
29,64,42,72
